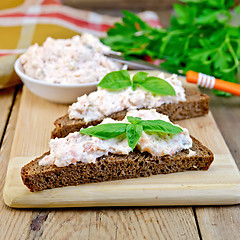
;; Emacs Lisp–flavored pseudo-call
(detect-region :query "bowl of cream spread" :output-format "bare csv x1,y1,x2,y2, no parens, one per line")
14,34,124,104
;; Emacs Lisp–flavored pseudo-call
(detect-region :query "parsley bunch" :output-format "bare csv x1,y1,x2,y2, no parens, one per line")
102,1,240,96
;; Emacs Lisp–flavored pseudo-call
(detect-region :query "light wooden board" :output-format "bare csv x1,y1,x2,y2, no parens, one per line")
3,80,240,208
3,153,240,208
0,89,201,240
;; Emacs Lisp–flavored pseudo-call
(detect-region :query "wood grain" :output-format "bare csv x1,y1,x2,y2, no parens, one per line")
0,87,15,140
24,207,200,240
4,75,240,208
194,89,240,240
1,84,200,239
113,207,199,240
62,0,240,12
4,152,240,207
0,89,32,240
10,87,68,158
0,87,17,240
202,89,240,168
62,0,178,10
197,206,240,240
62,0,240,11
1,77,240,239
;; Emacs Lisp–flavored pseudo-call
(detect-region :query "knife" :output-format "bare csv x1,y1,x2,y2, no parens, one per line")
105,53,166,71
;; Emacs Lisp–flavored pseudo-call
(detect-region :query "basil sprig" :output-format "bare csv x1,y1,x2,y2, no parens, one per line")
98,70,131,90
80,116,182,150
98,70,176,96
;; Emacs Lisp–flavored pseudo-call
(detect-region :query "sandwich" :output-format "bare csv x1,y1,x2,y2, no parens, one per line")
52,70,209,138
21,109,214,192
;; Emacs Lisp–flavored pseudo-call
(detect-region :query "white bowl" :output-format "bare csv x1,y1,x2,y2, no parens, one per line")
14,58,98,104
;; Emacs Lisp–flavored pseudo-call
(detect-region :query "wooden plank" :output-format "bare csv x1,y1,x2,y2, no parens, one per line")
0,89,32,240
0,86,17,239
62,0,178,10
25,207,200,240
1,86,200,239
90,9,172,28
194,89,240,240
3,72,238,239
10,86,68,158
196,206,240,240
114,207,199,239
62,0,240,11
4,72,240,207
202,89,240,168
0,87,15,140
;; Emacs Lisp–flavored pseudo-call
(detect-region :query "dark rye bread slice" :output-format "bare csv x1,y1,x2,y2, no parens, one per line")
51,88,209,139
21,137,214,192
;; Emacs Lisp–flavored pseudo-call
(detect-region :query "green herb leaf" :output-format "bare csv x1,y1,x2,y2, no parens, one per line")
139,77,176,96
235,4,240,14
98,70,131,90
173,3,196,25
127,116,142,124
140,120,183,134
195,10,221,25
80,116,183,149
122,10,152,31
126,124,143,149
103,3,240,96
80,123,128,139
98,70,176,96
132,72,148,90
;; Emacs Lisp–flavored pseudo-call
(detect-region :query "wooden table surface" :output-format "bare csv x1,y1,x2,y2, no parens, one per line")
1,6,240,240
0,85,239,240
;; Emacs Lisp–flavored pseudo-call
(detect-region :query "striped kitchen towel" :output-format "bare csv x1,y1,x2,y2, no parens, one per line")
0,0,161,89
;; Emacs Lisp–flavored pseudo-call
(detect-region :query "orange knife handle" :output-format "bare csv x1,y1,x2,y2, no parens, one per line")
214,79,240,96
186,71,199,84
186,70,240,97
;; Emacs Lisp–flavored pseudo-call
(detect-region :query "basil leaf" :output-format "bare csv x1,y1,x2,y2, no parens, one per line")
98,70,131,90
126,124,143,149
132,72,148,90
80,123,128,139
140,120,182,134
127,116,142,124
138,76,176,96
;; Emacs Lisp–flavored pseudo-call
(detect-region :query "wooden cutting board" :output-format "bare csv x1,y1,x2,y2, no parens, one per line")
3,75,240,208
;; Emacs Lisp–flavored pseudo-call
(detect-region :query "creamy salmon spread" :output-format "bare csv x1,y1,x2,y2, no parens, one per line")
20,34,122,84
68,74,186,122
68,73,186,122
39,109,192,167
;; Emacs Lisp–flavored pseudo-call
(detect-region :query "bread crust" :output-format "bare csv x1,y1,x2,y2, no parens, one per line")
51,88,209,138
21,137,214,192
